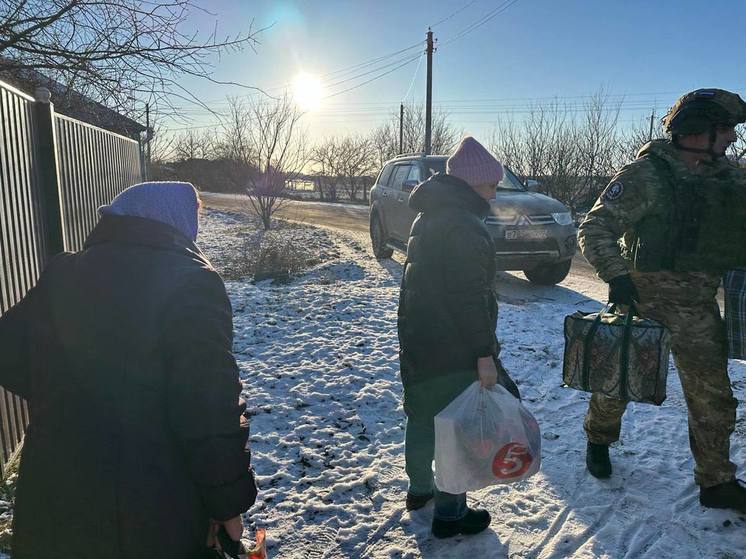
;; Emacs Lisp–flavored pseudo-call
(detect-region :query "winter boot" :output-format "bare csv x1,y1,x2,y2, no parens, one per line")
431,508,491,539
700,480,746,513
406,491,433,511
586,441,612,479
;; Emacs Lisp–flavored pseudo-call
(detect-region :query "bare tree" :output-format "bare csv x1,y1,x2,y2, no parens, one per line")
542,109,581,204
174,129,215,161
310,137,344,202
489,117,525,177
146,122,177,164
338,136,375,203
491,100,580,203
571,89,622,212
617,114,665,166
220,94,306,230
730,125,746,166
490,90,624,213
369,103,461,161
0,1,264,118
369,124,398,170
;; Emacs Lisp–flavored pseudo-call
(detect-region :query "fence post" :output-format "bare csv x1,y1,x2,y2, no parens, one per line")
33,87,65,255
139,138,147,182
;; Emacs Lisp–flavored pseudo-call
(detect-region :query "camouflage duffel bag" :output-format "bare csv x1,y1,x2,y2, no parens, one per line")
562,304,672,405
724,268,746,360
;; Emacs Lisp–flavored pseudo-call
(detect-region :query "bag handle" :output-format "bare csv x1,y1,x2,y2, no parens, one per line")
618,304,637,401
581,302,638,393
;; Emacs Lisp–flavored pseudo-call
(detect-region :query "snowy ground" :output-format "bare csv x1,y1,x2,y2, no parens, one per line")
197,208,746,559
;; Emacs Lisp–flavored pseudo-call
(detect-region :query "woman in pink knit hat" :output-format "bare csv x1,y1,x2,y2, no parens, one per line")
397,136,519,538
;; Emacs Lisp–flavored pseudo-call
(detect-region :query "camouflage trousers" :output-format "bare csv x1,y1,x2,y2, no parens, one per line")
584,271,738,487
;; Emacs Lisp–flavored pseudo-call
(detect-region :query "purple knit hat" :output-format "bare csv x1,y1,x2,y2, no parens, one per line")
446,136,504,188
98,181,200,241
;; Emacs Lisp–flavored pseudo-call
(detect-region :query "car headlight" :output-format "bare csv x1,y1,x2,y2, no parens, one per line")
552,212,573,226
485,212,517,225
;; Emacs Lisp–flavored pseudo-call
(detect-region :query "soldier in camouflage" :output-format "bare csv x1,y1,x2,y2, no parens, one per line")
578,88,746,513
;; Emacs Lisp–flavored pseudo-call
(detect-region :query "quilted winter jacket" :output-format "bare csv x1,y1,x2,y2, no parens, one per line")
0,215,256,559
397,173,500,418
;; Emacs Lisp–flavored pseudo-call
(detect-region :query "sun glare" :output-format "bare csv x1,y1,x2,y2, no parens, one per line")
292,72,323,111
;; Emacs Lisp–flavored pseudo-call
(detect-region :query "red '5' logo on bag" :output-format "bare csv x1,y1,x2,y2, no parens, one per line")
492,443,533,479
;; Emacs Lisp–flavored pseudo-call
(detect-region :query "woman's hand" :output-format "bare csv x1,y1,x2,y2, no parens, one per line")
477,356,498,387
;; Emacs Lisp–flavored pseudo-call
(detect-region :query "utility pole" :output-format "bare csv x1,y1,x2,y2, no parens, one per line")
425,28,434,155
648,108,655,141
399,103,404,154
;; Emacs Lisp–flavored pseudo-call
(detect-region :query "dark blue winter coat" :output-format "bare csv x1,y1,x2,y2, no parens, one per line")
0,214,256,559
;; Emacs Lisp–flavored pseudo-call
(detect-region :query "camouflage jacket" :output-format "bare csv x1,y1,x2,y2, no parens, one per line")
578,140,746,282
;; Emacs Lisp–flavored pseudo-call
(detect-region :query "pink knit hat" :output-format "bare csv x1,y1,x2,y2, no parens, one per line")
446,136,504,188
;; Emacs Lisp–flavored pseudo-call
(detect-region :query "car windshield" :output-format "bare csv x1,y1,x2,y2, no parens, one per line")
426,159,524,191
497,168,525,191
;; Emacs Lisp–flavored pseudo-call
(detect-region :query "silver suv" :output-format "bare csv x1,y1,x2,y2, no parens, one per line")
369,154,577,285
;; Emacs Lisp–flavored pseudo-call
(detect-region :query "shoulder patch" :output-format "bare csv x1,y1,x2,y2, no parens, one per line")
602,181,624,201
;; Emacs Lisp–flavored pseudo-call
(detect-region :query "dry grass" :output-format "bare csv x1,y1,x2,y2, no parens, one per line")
222,229,314,282
0,449,22,552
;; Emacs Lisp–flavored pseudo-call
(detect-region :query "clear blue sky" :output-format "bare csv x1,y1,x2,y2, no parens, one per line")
165,0,746,141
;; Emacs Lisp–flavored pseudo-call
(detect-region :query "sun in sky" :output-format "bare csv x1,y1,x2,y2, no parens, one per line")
292,71,324,111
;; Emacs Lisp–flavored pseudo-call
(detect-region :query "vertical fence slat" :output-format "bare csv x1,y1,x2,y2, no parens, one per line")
1,88,23,304
0,91,16,312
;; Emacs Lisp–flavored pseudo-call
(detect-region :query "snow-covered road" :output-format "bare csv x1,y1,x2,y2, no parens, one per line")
203,208,746,559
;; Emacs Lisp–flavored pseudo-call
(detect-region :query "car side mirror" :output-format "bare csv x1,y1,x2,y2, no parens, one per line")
524,179,541,192
402,179,418,192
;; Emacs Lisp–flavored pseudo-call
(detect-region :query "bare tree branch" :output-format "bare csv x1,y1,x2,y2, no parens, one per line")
0,0,268,119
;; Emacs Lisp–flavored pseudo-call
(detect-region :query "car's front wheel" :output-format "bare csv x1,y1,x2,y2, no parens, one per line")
370,213,393,259
523,259,572,285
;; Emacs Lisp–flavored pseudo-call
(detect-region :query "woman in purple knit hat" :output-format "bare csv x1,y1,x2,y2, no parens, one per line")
397,137,519,538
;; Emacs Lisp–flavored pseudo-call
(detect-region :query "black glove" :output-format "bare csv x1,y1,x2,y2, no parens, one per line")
215,525,246,559
607,274,639,306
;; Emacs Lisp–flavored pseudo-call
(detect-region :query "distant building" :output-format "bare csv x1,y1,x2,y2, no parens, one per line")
286,178,315,191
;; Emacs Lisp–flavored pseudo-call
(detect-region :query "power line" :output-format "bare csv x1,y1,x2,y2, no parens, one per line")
324,52,426,90
323,55,422,100
430,0,479,27
320,41,423,79
165,86,746,130
402,53,425,102
179,41,424,106
441,0,522,47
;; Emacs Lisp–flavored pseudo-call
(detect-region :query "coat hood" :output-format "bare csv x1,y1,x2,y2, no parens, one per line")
85,214,208,265
408,173,490,218
98,181,200,241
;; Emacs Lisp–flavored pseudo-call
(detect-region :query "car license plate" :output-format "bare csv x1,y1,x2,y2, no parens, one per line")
505,229,549,240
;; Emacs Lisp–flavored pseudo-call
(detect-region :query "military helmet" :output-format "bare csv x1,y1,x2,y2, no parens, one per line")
662,88,746,135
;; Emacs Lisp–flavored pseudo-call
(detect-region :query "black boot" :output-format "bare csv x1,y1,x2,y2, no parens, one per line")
586,441,612,479
406,491,433,511
700,480,746,513
431,508,491,539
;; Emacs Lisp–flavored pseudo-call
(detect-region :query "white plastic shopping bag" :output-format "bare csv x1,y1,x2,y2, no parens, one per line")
434,381,541,494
